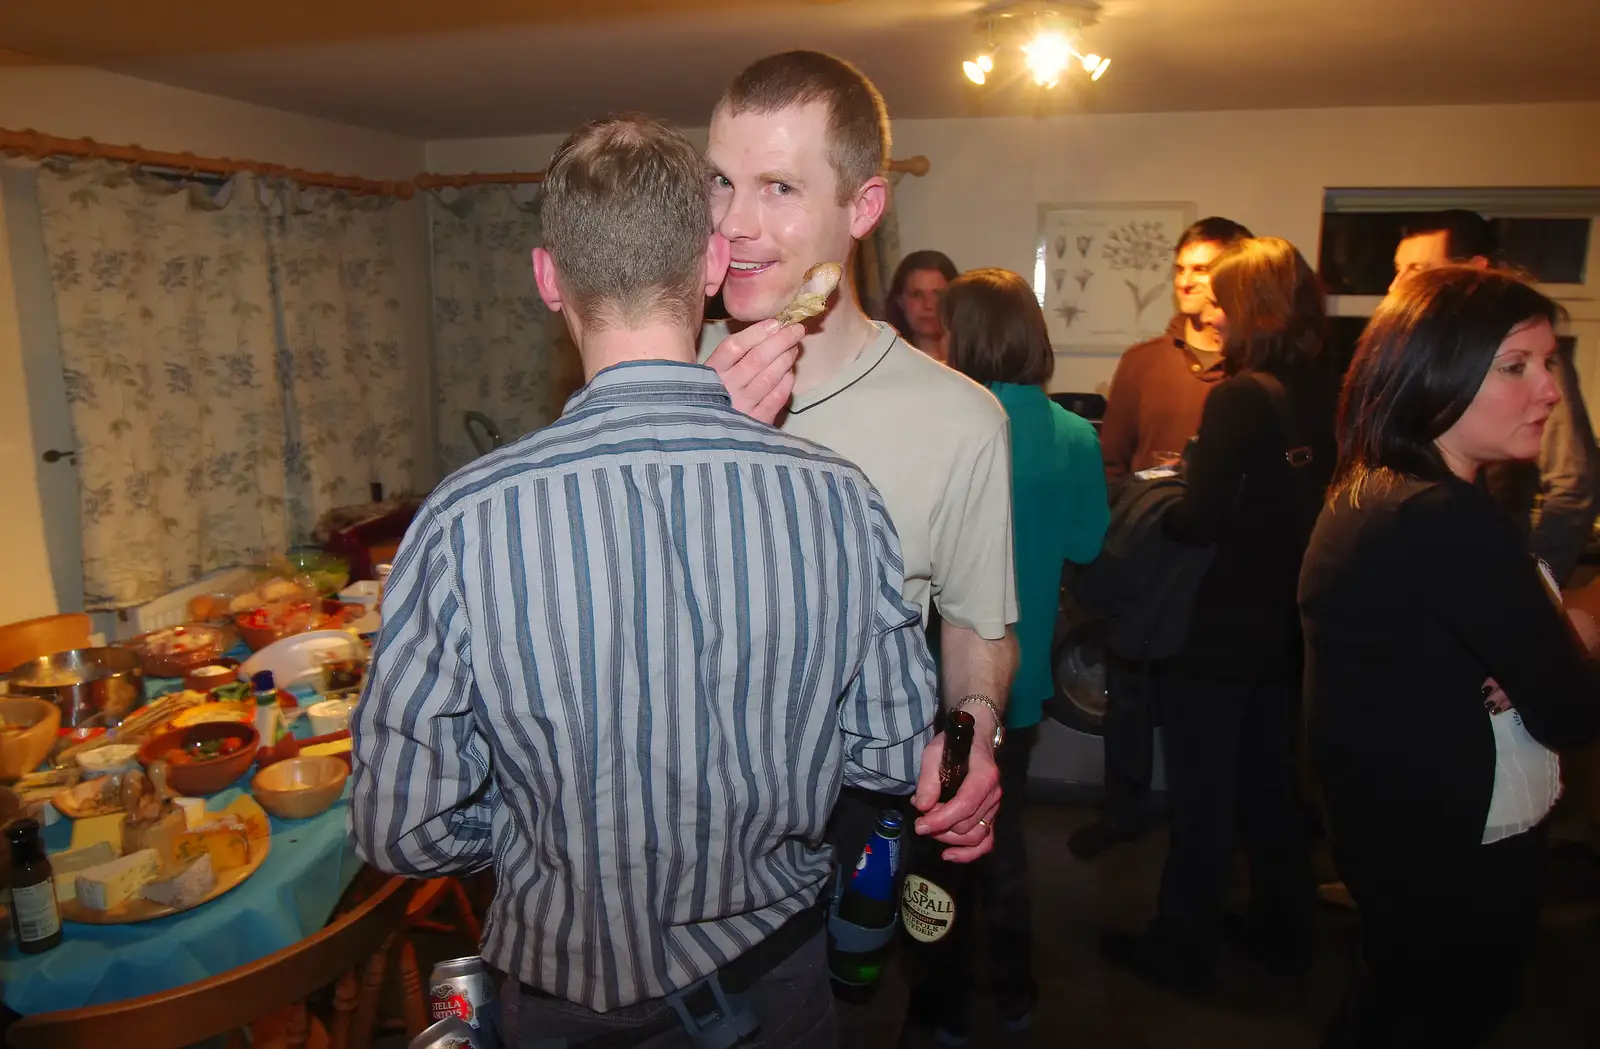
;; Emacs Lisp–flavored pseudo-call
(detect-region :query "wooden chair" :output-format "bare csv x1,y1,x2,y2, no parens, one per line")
391,877,488,1040
5,875,411,1049
0,612,91,674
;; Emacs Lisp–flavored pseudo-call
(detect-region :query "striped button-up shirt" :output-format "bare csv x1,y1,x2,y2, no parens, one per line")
351,360,938,1012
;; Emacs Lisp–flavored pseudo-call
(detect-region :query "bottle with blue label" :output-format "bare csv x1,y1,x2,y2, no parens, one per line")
828,810,903,986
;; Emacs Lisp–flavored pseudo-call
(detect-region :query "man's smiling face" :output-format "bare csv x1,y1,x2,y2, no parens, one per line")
707,101,859,324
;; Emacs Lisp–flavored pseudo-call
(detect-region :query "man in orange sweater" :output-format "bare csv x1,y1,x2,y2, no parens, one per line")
1072,216,1251,861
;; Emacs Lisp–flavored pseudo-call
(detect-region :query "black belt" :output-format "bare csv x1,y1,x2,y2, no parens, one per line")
520,899,827,1049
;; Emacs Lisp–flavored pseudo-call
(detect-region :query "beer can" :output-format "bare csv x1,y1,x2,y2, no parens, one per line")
429,956,499,1048
409,1017,480,1049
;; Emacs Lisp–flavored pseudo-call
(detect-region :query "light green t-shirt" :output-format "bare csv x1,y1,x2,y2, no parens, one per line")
701,321,1018,640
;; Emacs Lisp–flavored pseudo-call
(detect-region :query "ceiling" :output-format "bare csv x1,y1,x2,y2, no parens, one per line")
3,0,1599,140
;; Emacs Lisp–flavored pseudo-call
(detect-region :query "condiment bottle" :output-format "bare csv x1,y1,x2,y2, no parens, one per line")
253,670,283,749
7,818,62,953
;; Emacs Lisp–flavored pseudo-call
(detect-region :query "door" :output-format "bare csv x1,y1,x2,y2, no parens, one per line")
1,166,84,618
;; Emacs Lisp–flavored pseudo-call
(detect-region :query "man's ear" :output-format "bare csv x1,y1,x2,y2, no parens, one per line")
1468,255,1492,271
849,175,890,241
703,233,732,297
533,247,564,313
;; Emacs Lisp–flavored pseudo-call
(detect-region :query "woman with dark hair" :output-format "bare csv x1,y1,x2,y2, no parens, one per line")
1302,266,1600,1047
1102,237,1333,988
909,267,1107,1042
883,250,960,361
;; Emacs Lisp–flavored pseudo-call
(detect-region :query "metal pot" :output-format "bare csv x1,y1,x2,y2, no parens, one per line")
3,647,145,728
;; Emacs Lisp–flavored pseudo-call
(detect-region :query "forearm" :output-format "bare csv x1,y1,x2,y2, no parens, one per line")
939,620,1018,717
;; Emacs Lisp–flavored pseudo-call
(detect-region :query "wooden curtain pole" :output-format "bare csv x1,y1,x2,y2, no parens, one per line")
0,127,415,199
0,127,935,200
416,155,932,190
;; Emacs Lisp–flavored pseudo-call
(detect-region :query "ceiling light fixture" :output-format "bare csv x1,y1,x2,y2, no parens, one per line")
964,1,1111,91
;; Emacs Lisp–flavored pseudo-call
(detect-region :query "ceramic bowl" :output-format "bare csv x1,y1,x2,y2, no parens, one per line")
251,755,348,820
0,698,61,783
137,721,260,796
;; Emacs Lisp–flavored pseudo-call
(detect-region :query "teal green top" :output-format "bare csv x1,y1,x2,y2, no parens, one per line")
991,383,1109,728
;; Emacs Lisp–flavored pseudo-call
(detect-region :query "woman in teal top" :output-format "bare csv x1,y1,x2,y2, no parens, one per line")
908,268,1108,1044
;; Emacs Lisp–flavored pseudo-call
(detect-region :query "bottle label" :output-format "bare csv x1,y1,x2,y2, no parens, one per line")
11,882,61,943
900,876,956,943
849,834,900,902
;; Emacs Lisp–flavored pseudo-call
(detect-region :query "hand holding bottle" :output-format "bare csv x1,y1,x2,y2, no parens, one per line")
911,712,1001,863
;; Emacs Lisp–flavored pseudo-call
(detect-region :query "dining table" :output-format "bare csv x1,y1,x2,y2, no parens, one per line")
0,666,362,1016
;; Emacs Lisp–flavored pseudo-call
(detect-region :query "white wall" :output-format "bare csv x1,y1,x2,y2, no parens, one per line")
0,66,430,623
431,101,1600,394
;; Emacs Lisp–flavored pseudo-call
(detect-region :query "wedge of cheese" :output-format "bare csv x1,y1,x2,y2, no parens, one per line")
49,841,117,903
141,854,216,909
172,824,250,872
176,797,207,830
75,848,161,912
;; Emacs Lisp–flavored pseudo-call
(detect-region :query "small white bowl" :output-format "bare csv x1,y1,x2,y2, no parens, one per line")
307,698,354,737
76,743,142,779
337,580,382,610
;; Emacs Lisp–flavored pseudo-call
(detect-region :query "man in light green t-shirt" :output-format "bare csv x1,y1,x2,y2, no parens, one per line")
700,52,1019,866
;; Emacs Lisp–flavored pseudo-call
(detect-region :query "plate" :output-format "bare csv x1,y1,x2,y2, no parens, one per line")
59,794,272,925
237,630,363,690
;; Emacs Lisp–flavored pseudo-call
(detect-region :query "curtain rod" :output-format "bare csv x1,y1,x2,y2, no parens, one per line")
0,127,932,200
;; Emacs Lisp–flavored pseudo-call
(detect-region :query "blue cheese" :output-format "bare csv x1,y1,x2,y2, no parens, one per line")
75,849,161,911
141,854,216,909
49,841,117,903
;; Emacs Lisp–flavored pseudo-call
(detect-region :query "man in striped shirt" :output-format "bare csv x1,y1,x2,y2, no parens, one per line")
350,114,938,1047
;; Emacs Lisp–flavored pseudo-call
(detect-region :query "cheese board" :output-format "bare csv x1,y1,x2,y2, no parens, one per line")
58,794,272,924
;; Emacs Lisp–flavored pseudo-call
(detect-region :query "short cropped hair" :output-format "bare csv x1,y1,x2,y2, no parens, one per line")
1175,216,1253,255
1400,209,1498,263
540,113,710,331
717,51,891,205
942,268,1055,388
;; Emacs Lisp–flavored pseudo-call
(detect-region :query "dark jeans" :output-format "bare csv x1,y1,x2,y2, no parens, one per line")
500,930,837,1049
1102,654,1158,833
1149,672,1313,970
1323,824,1546,1049
913,726,1040,1025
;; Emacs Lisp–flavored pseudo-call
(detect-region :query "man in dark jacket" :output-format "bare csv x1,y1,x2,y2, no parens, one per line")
1073,217,1251,860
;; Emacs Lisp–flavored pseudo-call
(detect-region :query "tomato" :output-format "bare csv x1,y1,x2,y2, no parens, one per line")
219,738,242,755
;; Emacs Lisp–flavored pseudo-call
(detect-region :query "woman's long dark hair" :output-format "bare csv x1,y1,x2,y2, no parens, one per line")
882,250,960,337
1209,237,1326,376
1331,265,1562,505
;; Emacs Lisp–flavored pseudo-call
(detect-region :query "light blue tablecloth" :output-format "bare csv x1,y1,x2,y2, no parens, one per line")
0,665,361,1015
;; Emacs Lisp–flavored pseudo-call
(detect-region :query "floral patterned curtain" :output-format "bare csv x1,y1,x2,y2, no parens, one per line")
34,162,291,610
265,183,417,539
33,162,420,610
428,185,582,475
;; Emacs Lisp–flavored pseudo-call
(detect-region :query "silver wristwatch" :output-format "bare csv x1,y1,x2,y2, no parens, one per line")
956,694,1005,751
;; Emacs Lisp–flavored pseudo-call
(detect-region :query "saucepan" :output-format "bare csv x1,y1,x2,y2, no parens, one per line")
3,647,145,728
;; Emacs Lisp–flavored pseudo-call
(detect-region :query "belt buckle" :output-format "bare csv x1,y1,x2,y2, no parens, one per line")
664,972,759,1049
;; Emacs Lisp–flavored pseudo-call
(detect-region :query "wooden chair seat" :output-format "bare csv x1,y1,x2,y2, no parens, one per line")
6,875,411,1049
0,612,91,675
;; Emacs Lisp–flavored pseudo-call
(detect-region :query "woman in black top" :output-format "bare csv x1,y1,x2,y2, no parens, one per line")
1301,267,1600,1047
1102,237,1334,986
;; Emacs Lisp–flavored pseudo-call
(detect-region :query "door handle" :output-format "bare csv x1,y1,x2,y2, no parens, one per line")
41,449,77,464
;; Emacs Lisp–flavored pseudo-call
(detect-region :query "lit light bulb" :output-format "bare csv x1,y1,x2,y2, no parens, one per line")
1022,30,1072,88
963,60,987,85
977,53,994,73
1088,54,1110,81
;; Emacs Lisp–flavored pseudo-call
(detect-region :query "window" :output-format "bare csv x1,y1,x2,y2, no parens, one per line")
1318,188,1600,411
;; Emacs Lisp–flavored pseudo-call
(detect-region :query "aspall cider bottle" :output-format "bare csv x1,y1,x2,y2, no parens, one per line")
900,710,975,945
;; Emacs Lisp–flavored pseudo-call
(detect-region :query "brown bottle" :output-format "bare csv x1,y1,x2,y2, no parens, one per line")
900,711,975,944
8,818,62,953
